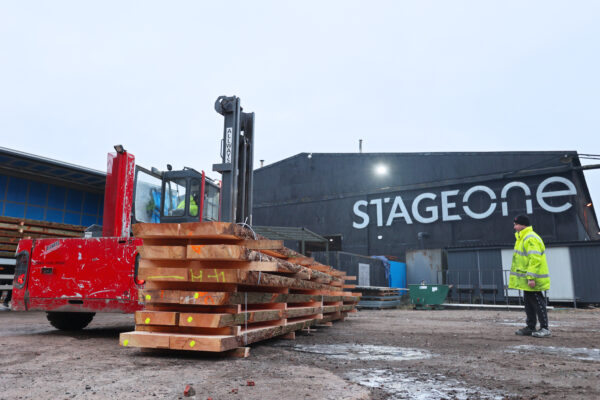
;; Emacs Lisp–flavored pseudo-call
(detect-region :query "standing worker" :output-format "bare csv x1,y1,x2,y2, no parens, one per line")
510,215,551,338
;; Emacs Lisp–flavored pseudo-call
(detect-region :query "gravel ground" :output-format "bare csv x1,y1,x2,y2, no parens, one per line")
0,307,599,399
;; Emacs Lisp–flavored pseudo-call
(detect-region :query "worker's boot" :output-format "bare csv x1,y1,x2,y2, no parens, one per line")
532,328,551,338
515,326,535,336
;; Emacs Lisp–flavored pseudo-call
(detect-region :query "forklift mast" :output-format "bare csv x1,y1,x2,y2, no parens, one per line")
213,96,255,224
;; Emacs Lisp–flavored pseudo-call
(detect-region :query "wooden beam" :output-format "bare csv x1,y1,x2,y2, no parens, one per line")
135,311,178,326
132,221,252,240
140,289,322,306
138,245,186,260
140,259,281,272
120,331,170,349
279,332,295,340
121,317,319,352
307,264,333,273
0,215,85,232
139,267,332,291
237,239,283,250
179,310,284,328
286,257,315,266
135,324,240,336
186,244,249,260
284,306,322,319
226,347,251,358
238,271,332,291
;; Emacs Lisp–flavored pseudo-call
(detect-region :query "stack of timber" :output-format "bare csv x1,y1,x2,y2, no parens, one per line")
0,215,86,258
356,286,405,309
119,222,361,354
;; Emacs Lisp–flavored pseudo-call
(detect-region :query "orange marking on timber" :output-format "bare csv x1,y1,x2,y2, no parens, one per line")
191,245,205,254
160,290,164,299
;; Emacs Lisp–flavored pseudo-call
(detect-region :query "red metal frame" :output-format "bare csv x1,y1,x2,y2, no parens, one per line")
102,150,135,237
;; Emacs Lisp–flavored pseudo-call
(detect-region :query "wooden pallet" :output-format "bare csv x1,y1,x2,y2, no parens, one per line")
120,222,360,355
355,286,406,309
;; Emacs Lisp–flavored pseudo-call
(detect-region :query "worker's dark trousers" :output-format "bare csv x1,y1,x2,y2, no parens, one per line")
524,291,548,330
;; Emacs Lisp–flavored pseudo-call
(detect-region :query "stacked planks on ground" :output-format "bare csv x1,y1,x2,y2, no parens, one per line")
0,216,86,258
119,222,361,353
356,286,405,309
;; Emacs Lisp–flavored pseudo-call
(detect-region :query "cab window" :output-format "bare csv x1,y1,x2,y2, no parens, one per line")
134,169,162,223
203,184,219,221
163,178,187,217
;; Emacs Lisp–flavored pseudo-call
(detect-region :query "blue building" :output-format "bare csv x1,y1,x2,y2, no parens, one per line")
0,147,105,227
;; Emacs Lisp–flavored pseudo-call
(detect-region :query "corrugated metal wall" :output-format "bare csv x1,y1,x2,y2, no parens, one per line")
446,249,504,302
569,244,600,303
446,242,600,304
406,249,445,285
312,251,388,287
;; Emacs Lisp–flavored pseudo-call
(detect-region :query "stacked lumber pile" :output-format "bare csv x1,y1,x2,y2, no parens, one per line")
120,222,360,354
356,286,405,309
0,216,85,258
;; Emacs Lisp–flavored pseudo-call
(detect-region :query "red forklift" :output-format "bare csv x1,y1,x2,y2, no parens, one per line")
11,96,255,330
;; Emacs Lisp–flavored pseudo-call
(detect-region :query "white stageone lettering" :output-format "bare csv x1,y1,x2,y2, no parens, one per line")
351,176,577,229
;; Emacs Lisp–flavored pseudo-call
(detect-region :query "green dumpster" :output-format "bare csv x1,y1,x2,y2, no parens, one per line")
408,284,450,309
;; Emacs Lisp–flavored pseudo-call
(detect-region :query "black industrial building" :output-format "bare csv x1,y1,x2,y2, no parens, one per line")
252,151,599,257
252,151,600,304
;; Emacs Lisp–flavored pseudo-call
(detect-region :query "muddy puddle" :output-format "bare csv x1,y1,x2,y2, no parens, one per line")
284,343,433,361
508,345,600,362
496,319,571,328
284,344,509,399
346,368,508,400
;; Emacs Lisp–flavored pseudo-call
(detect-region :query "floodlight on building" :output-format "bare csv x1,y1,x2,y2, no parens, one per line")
560,154,573,163
375,164,387,175
113,144,125,154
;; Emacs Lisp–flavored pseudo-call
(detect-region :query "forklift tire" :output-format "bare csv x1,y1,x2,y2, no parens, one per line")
46,312,95,331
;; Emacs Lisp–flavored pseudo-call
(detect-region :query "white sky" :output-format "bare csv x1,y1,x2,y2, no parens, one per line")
1,1,599,220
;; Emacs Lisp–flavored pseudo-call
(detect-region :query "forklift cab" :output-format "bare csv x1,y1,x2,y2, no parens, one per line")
133,166,220,224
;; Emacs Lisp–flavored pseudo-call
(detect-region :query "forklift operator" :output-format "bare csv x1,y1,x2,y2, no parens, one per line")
176,192,199,217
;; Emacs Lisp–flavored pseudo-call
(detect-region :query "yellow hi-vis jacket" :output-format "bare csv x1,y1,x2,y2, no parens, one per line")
509,226,550,291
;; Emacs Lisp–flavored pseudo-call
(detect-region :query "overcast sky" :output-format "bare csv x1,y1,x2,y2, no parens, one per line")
1,1,599,220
